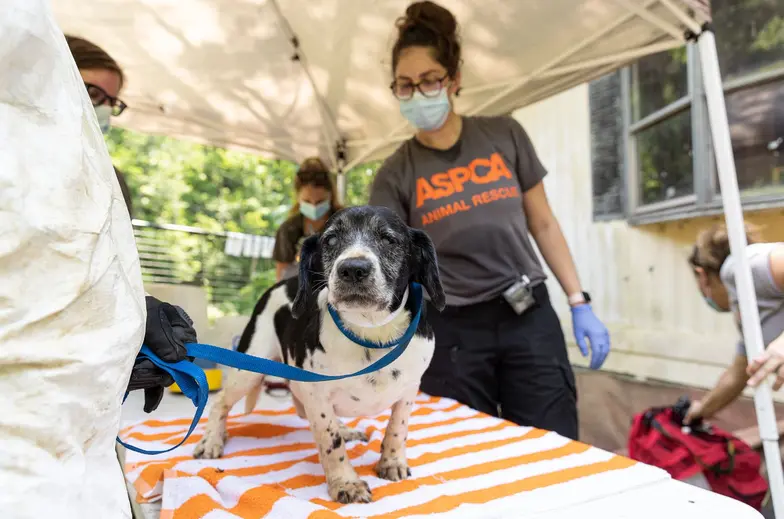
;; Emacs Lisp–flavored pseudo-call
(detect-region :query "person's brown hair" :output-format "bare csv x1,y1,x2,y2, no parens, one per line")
288,157,342,218
65,35,125,88
688,223,761,273
391,1,462,78
114,166,133,218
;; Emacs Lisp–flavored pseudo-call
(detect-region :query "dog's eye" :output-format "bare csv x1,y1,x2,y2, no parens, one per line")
326,236,338,247
381,236,395,246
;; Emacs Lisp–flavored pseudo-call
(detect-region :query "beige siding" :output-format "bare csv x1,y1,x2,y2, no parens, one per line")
512,85,784,400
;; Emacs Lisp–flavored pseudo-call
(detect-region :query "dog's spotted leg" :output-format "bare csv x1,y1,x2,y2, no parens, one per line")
375,385,417,482
300,392,371,503
193,370,264,459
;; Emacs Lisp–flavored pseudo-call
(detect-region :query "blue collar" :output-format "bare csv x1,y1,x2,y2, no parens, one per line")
326,283,423,350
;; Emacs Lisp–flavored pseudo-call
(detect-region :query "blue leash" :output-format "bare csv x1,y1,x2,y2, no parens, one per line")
118,283,424,455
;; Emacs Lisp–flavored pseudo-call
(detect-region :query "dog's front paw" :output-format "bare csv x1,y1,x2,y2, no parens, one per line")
375,457,411,482
328,478,372,504
192,431,227,459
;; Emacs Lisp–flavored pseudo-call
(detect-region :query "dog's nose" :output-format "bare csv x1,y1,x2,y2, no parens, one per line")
337,258,372,283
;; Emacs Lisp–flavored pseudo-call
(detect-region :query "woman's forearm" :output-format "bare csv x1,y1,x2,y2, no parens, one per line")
701,354,750,419
531,221,582,298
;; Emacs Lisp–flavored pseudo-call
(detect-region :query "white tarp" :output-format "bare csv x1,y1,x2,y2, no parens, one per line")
0,1,145,517
51,0,709,168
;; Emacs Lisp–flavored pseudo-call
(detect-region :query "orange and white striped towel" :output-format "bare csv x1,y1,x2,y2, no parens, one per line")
121,394,670,519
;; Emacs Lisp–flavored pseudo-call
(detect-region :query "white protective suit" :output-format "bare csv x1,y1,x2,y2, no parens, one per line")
0,1,145,517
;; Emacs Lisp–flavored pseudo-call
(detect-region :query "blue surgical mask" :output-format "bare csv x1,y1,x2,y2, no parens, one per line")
94,104,112,135
300,198,331,220
399,88,450,132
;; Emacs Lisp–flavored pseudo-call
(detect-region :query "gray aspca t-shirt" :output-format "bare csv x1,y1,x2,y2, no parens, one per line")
720,243,784,356
369,115,547,307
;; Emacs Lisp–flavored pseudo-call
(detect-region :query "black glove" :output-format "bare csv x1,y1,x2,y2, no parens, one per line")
127,296,198,413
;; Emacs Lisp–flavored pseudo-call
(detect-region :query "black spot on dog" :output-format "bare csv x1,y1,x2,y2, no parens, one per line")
351,395,360,402
391,369,401,380
309,359,315,368
393,433,398,437
332,435,343,450
326,448,332,455
364,349,372,362
339,456,345,462
366,375,377,386
321,413,326,419
391,448,396,453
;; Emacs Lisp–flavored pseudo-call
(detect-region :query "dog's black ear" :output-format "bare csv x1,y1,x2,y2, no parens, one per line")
292,234,322,319
410,229,446,311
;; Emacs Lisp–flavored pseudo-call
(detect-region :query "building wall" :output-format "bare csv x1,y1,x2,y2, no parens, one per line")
512,85,784,400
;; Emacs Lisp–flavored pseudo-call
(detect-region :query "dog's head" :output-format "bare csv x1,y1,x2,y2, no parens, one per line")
291,206,445,319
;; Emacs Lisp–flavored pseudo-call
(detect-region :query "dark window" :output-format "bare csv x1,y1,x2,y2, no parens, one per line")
636,108,694,205
712,0,784,81
720,79,784,196
631,48,689,121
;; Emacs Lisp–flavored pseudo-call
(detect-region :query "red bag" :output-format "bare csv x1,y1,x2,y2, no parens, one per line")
628,400,768,510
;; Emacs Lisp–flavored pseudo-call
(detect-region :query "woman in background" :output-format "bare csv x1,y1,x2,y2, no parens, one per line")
684,225,784,424
273,157,343,280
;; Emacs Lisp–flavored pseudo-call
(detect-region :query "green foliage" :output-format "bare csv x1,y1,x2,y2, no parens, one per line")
109,128,381,318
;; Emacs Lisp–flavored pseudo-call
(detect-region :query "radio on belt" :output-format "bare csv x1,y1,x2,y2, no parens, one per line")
502,274,536,315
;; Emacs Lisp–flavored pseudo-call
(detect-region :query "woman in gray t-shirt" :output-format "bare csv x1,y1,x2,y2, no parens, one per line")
685,224,784,424
369,1,610,440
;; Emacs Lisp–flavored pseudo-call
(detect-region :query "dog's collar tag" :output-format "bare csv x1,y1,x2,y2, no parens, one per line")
336,287,410,329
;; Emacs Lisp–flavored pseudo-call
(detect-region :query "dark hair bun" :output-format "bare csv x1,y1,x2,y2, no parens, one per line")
398,1,457,39
392,1,462,77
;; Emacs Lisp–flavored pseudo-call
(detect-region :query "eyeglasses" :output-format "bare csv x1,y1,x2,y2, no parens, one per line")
85,83,128,116
390,75,449,101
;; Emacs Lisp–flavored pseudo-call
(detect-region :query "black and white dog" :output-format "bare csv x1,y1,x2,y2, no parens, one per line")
193,206,445,504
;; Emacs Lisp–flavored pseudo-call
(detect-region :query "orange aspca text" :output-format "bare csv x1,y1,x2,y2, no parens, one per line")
416,152,514,208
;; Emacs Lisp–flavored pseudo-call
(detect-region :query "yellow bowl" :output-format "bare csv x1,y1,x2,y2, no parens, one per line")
169,368,223,393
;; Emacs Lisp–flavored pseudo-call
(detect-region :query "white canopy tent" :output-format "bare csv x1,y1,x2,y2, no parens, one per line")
52,0,783,515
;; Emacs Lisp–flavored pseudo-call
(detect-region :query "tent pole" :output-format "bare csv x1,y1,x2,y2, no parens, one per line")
697,26,784,517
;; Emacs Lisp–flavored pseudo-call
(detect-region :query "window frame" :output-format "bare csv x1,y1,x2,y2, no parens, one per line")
603,43,784,225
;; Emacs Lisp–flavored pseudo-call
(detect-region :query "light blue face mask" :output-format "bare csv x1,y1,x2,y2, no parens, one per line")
399,88,450,132
300,198,331,220
94,104,112,135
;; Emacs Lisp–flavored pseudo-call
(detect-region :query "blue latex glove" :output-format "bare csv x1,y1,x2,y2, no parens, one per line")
571,304,610,370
